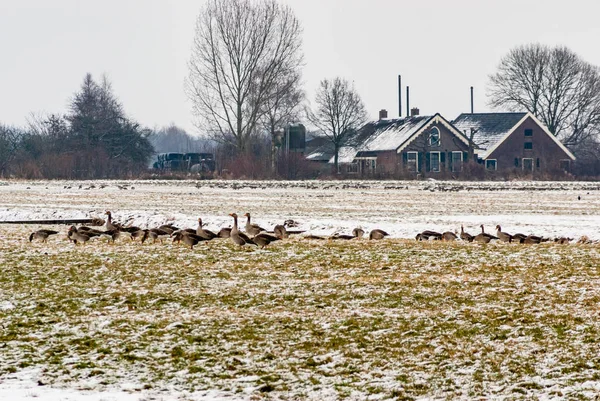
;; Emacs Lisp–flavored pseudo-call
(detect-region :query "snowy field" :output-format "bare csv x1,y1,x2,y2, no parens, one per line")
1,179,600,400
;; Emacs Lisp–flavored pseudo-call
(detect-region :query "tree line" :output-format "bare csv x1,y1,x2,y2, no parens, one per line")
2,0,600,179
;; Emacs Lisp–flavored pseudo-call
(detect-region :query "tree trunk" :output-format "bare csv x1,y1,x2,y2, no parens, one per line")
334,143,339,174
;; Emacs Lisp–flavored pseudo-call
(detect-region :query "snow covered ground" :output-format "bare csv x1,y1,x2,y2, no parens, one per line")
1,179,600,400
0,179,599,240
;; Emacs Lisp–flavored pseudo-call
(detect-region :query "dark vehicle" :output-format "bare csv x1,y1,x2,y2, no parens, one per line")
154,152,215,173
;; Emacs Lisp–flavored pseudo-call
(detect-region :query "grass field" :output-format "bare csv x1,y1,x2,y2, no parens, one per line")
2,226,600,400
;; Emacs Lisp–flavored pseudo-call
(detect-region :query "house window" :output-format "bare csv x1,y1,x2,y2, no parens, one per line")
524,142,533,150
428,127,441,147
525,129,533,137
429,151,440,172
514,157,519,167
348,162,358,173
523,158,534,171
451,151,462,172
407,151,418,172
560,159,571,172
536,158,540,168
485,159,497,170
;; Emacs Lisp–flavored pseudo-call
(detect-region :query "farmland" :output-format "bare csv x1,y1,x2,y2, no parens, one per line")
1,180,600,400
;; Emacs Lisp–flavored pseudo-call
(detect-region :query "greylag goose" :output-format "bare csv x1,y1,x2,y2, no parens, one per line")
253,233,280,249
473,225,499,244
243,213,266,236
495,225,513,243
68,226,91,245
352,228,365,238
512,233,527,243
29,229,59,243
441,231,457,241
171,231,206,249
460,225,474,242
158,224,179,235
196,218,217,240
523,234,549,244
229,213,257,247
141,228,170,244
274,224,289,239
554,237,573,244
218,227,232,238
416,230,442,241
369,229,389,240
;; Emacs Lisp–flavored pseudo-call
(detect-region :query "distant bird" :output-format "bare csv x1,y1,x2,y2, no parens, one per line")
67,226,91,245
244,213,266,236
495,225,513,243
578,195,581,200
196,218,218,240
252,233,280,249
274,224,289,239
369,229,389,240
352,228,365,238
460,225,474,242
229,213,257,247
29,229,59,243
473,225,498,244
441,231,457,241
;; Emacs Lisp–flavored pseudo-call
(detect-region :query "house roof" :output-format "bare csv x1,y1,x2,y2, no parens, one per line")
329,114,471,164
452,112,527,156
452,112,575,160
328,115,434,164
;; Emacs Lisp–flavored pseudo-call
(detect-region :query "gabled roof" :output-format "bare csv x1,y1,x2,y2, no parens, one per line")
327,113,470,164
452,112,527,156
452,112,575,160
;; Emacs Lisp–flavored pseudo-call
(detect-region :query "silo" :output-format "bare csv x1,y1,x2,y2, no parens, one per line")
284,123,306,154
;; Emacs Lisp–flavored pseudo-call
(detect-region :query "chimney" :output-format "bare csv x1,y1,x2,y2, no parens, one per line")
411,107,420,116
470,86,474,114
406,86,410,118
379,109,388,120
398,75,402,117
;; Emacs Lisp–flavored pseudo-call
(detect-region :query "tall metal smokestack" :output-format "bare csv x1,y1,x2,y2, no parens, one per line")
470,86,474,114
406,86,410,118
398,75,402,117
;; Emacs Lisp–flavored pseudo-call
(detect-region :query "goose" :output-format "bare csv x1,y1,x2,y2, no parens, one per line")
460,225,474,242
229,213,257,247
172,231,206,249
473,225,499,244
243,213,266,236
352,228,365,238
196,218,217,240
252,233,280,249
274,224,289,239
512,233,527,243
68,226,91,245
141,228,170,244
495,225,513,243
104,210,122,231
441,231,457,241
29,229,59,243
303,234,325,240
76,226,112,239
417,230,442,241
523,234,549,244
218,227,232,238
554,237,573,244
369,229,389,240
158,224,179,235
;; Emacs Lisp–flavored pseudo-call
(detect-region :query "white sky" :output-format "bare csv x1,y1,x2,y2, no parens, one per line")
2,0,600,135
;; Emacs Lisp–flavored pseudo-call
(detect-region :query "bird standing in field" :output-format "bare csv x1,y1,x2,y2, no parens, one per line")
29,229,59,243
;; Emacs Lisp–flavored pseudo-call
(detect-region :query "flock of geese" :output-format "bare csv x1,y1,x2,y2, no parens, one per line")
28,211,391,249
416,224,573,244
27,211,583,248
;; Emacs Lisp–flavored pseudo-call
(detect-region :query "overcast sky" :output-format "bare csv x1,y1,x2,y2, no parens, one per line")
2,0,600,135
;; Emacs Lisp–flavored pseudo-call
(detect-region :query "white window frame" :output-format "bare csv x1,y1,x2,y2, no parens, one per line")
522,158,534,171
429,151,441,173
451,151,463,173
407,151,419,173
485,159,497,171
428,127,441,147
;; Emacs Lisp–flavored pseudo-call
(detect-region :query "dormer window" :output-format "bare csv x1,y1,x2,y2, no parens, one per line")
429,127,441,147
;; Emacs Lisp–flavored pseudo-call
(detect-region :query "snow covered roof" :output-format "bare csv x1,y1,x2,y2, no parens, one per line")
329,116,434,164
452,112,527,156
452,112,575,160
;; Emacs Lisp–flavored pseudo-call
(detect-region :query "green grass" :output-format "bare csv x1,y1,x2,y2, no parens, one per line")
1,230,600,399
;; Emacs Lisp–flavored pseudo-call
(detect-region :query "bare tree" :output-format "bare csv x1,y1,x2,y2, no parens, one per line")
186,0,303,153
0,124,23,176
488,44,600,147
308,78,368,172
